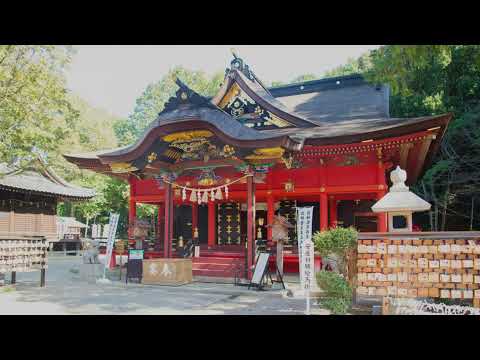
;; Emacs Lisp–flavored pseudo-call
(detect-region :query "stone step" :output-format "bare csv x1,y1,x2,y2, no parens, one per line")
192,256,243,265
192,268,242,278
192,262,241,270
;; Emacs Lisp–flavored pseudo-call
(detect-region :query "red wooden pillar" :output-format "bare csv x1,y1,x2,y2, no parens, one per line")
247,175,256,279
377,153,388,232
320,192,328,231
191,203,198,240
164,182,173,258
267,193,274,241
128,177,136,239
208,200,215,248
329,196,337,228
157,203,164,245
377,190,388,232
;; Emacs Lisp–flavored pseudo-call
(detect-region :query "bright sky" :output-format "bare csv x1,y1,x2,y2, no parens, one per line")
66,45,380,119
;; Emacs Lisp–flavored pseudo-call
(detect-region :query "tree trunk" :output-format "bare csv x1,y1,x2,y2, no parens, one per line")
85,217,90,238
470,197,475,231
441,185,450,231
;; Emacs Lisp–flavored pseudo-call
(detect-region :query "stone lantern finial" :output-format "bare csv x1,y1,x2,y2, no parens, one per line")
390,165,408,192
372,166,431,232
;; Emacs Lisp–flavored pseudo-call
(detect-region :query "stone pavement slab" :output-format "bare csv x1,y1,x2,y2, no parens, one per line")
0,258,330,315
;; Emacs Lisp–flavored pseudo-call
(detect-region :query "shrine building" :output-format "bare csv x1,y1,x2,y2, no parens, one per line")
64,55,451,278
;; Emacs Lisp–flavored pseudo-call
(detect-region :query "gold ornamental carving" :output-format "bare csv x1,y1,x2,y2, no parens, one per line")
162,130,214,143
245,147,285,160
110,162,138,173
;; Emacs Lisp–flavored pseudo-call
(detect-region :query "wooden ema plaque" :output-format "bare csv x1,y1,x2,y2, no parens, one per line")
356,238,480,307
142,258,193,286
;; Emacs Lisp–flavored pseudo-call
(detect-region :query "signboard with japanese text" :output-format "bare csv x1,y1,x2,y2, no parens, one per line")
302,239,315,291
296,207,314,290
302,238,315,314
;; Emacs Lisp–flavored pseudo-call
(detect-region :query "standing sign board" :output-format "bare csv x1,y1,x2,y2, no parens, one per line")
296,207,313,290
302,239,315,314
104,213,120,270
126,249,144,283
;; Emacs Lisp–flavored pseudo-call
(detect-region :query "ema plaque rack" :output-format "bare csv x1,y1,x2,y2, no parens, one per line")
0,235,48,287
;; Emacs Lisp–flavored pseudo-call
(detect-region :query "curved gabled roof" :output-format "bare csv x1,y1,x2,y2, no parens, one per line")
0,160,95,200
64,79,304,167
227,70,318,128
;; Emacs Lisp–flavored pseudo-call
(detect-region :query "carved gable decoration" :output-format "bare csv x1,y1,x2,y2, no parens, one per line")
160,78,216,115
220,87,293,130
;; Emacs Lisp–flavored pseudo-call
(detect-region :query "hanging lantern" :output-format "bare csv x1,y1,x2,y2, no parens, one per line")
202,191,209,203
210,189,215,201
197,191,202,205
215,187,223,200
182,187,187,201
225,185,229,199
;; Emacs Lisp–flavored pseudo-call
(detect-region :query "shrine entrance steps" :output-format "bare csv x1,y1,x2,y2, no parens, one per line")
192,246,245,278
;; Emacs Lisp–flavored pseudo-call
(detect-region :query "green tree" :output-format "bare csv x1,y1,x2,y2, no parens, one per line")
290,73,318,83
324,53,372,78
114,66,224,146
0,45,78,171
356,45,480,230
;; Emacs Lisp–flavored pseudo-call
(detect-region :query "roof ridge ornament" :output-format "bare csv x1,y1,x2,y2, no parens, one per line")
228,51,255,81
160,77,216,115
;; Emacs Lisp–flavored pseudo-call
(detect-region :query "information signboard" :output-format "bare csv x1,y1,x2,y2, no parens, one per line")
302,239,315,314
296,206,313,290
126,249,144,283
250,252,270,286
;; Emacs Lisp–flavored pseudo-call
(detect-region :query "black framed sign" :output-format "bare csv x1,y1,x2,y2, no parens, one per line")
126,249,144,283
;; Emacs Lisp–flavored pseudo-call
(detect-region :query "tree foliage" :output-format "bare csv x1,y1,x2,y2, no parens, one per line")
114,66,224,146
328,45,480,231
0,45,79,171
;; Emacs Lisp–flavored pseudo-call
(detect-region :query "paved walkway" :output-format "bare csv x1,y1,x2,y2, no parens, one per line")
0,258,330,315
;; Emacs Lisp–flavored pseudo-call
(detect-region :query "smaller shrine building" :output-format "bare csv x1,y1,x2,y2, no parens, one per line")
0,159,94,247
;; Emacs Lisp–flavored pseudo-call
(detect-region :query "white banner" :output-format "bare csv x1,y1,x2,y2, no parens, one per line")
105,213,120,269
296,206,313,290
302,239,315,291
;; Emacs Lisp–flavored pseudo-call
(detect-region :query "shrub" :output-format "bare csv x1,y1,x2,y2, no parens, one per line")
313,226,357,277
316,270,352,314
313,227,358,314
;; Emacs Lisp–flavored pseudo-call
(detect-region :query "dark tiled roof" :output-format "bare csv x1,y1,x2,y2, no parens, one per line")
268,74,390,125
0,163,95,199
261,114,451,145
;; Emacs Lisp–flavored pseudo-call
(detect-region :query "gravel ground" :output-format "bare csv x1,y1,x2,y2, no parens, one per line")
0,257,330,315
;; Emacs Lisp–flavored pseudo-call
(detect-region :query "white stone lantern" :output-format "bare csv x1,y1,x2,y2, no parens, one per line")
372,166,431,232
